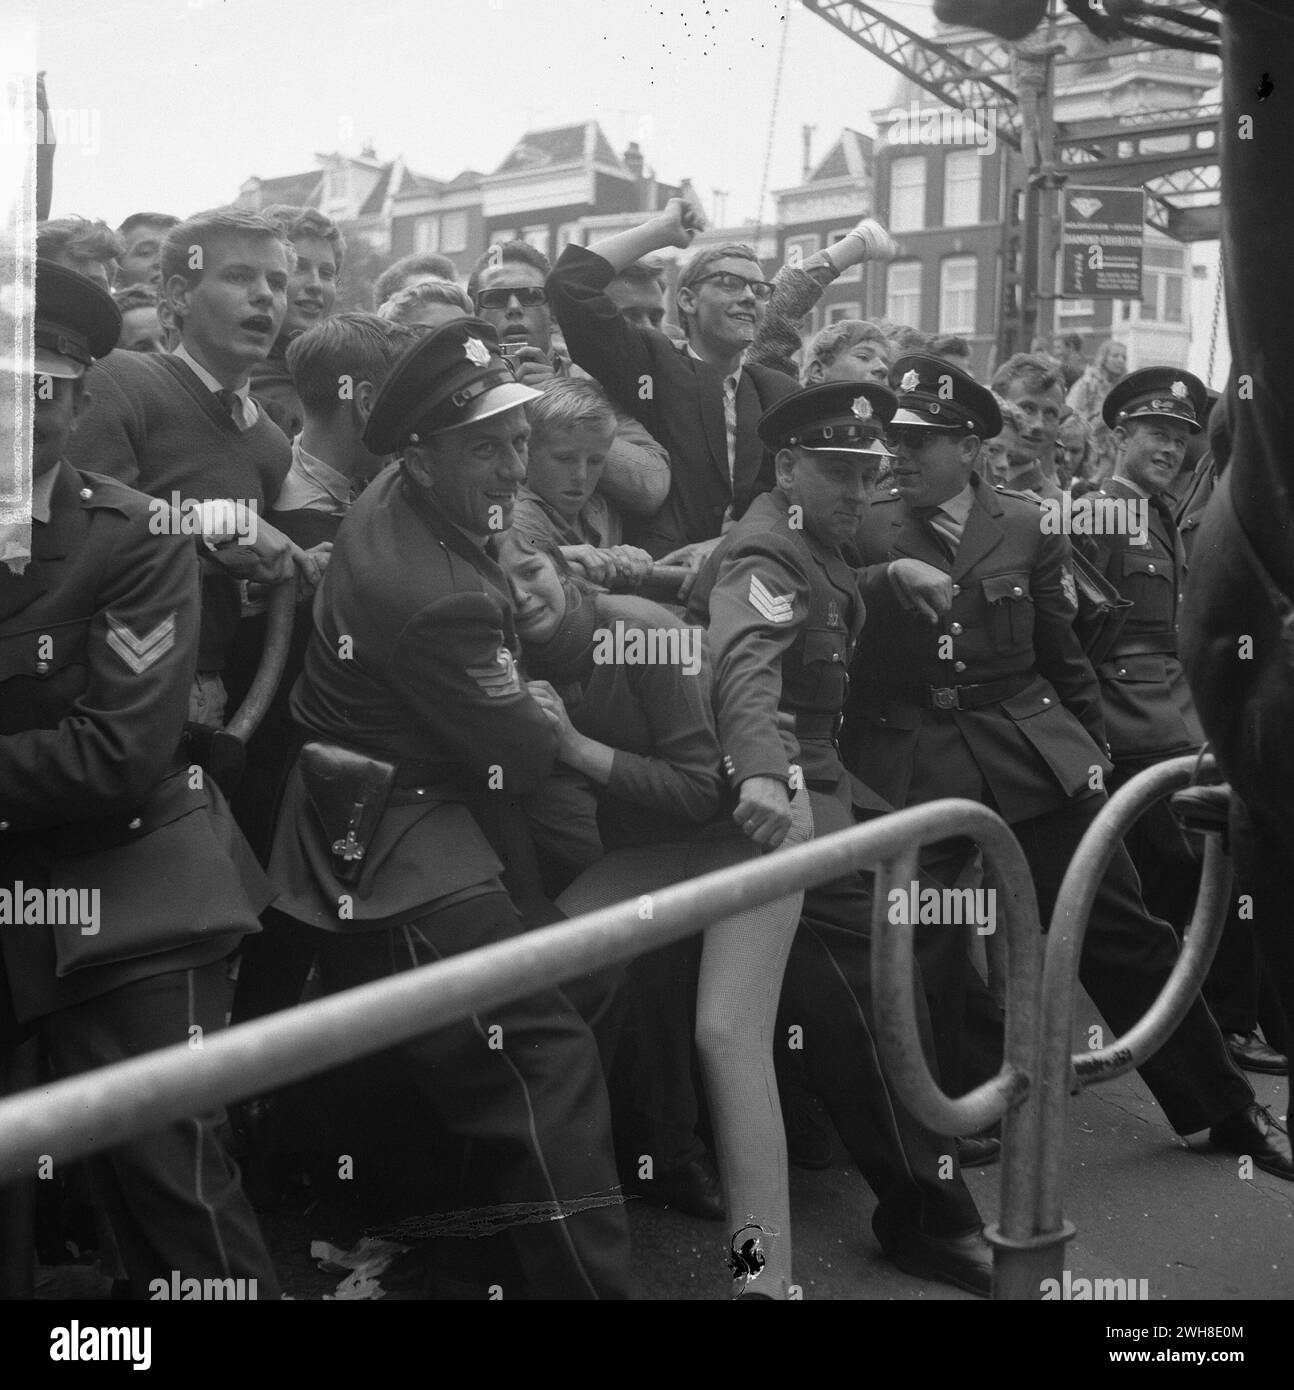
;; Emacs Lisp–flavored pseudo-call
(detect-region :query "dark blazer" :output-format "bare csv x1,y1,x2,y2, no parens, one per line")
846,474,1111,825
548,244,797,557
1075,476,1203,761
0,463,268,1027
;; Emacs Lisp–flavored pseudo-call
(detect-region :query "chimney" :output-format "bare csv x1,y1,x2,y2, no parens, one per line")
624,141,645,180
802,124,816,182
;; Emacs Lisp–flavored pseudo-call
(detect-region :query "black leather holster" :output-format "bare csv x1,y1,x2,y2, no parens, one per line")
298,741,397,885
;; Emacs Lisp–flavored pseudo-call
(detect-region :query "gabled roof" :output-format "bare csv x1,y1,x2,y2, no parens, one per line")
809,128,871,183
494,121,621,175
357,164,393,216
252,169,324,207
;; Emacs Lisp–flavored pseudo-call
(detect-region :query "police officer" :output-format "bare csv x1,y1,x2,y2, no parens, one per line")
1082,369,1285,1073
0,261,279,1297
689,381,993,1297
846,354,1293,1180
266,317,631,1298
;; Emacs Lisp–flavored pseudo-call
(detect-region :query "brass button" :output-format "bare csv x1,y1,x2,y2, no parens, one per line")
1012,585,1023,596
831,652,841,663
128,817,142,831
954,660,966,673
950,622,963,635
0,821,9,831
35,660,49,675
1118,667,1128,676
1042,697,1051,705
79,487,93,500
1147,564,1156,574
951,584,961,596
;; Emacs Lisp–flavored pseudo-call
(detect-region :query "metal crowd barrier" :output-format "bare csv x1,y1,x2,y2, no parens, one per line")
870,754,1232,1299
0,760,1230,1302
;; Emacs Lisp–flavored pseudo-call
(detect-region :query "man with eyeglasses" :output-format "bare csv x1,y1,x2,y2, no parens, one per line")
842,355,1294,1183
468,240,670,524
548,198,797,566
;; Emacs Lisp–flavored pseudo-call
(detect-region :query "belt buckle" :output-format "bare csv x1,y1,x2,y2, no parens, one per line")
931,686,959,711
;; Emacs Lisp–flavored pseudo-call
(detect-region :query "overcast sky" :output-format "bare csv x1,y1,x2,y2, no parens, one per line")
33,0,930,229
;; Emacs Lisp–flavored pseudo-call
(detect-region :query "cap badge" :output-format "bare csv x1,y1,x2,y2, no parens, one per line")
463,336,491,368
851,395,873,421
1170,379,1188,399
900,369,921,393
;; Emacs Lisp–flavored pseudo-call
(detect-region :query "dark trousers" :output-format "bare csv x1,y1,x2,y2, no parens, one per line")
13,961,280,1300
609,936,706,1173
778,792,981,1240
1232,797,1294,1125
309,892,631,1300
928,794,1252,1137
1110,757,1281,1044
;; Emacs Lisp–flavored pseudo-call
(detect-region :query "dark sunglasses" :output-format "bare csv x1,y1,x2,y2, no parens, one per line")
690,272,775,302
475,285,548,310
886,426,942,451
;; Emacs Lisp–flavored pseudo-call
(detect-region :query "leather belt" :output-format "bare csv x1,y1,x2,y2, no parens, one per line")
1107,633,1178,658
893,672,1034,712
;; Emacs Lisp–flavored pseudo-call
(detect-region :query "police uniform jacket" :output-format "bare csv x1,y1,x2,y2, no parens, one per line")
269,466,560,930
548,245,797,557
0,463,269,1028
1075,476,1203,761
846,473,1111,824
687,487,891,827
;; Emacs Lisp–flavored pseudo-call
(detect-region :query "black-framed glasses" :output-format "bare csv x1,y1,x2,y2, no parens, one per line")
475,285,548,310
690,272,775,302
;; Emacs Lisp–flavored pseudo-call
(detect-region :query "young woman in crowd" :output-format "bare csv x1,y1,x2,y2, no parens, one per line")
498,529,810,1299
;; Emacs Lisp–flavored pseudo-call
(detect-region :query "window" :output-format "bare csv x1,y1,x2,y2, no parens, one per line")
556,221,582,252
828,229,861,282
826,302,862,325
520,224,551,259
1114,245,1187,325
1057,297,1095,318
413,216,439,254
784,233,820,273
943,150,981,227
886,261,922,327
440,211,468,255
890,156,926,233
939,256,977,334
1141,244,1187,323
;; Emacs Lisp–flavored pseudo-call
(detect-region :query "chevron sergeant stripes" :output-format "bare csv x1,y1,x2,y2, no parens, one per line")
748,574,794,625
105,612,177,675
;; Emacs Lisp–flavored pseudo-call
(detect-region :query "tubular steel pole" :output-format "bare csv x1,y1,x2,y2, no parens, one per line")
1036,757,1232,1242
0,805,1015,1183
869,799,1051,1299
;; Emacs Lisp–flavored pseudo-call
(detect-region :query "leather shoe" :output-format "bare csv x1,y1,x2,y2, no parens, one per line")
1224,1031,1287,1075
956,1135,1001,1168
878,1225,993,1298
1209,1103,1294,1180
629,1155,726,1220
783,1092,832,1170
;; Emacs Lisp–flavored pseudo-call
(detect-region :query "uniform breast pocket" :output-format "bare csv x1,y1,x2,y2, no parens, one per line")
1120,551,1173,624
0,622,91,732
798,627,848,710
981,573,1034,652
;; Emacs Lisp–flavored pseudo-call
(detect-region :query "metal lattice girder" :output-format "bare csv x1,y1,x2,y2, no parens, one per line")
800,0,1024,149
